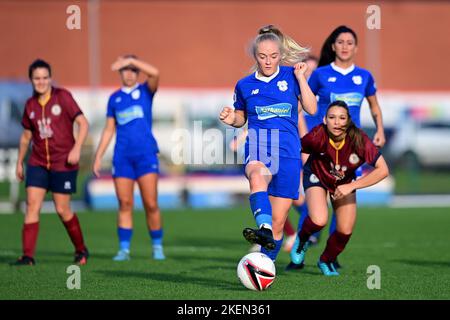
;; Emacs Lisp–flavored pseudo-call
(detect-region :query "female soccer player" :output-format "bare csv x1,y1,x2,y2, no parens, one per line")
308,25,385,145
291,101,388,276
290,26,387,268
93,55,165,261
219,26,317,262
15,59,90,266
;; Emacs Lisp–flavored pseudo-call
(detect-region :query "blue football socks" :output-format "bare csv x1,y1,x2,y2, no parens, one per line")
249,191,272,229
261,237,283,261
118,227,133,251
149,229,163,246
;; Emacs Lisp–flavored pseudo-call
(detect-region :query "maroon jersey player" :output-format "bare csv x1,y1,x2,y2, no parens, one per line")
289,100,389,276
14,59,90,266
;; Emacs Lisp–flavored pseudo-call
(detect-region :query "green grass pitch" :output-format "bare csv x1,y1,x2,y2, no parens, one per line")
0,206,449,300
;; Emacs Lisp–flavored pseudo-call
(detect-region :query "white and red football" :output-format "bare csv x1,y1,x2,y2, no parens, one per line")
237,252,276,291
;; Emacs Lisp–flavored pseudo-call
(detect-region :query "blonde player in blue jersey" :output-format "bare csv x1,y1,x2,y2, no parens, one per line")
219,25,317,262
288,25,386,270
93,55,165,261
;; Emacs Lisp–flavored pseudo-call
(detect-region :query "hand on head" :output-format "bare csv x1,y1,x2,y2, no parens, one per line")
111,56,133,72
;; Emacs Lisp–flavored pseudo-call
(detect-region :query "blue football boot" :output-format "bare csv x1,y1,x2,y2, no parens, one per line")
152,245,165,260
317,260,340,276
290,235,311,265
113,249,130,261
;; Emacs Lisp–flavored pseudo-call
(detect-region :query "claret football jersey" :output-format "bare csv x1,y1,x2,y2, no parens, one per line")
301,124,381,193
21,87,83,171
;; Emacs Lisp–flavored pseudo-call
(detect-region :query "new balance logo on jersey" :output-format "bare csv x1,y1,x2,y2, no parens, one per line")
251,89,259,95
328,77,337,82
64,181,71,190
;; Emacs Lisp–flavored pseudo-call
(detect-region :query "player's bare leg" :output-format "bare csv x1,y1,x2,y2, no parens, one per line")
113,177,135,261
243,162,275,250
137,173,165,260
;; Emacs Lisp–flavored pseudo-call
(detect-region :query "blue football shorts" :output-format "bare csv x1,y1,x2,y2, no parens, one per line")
112,152,159,180
244,145,301,199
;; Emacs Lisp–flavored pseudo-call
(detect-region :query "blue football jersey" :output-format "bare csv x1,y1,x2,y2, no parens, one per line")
306,63,377,129
107,83,159,156
233,66,301,159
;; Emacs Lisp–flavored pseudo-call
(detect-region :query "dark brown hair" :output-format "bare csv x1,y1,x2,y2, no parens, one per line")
326,100,364,152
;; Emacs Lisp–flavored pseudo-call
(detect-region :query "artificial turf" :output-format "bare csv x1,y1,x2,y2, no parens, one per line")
1,206,449,300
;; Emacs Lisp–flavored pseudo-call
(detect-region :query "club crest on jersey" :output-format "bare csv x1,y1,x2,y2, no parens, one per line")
131,89,141,100
30,111,35,119
349,153,360,165
327,77,337,82
38,118,53,139
352,76,363,85
277,80,288,92
51,104,62,116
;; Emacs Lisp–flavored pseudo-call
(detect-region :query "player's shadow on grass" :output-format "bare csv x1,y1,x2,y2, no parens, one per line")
392,259,450,268
170,236,244,249
2,250,72,265
281,268,322,276
0,255,18,264
189,264,236,272
95,270,243,291
169,253,240,265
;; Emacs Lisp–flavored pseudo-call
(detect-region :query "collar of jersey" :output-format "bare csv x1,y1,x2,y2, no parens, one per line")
331,62,355,76
329,137,346,151
254,66,280,83
121,83,139,94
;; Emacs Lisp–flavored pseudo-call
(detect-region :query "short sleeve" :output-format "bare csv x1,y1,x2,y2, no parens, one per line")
293,73,301,98
308,70,320,95
61,90,83,120
301,124,326,154
362,130,381,166
233,83,245,111
21,102,32,130
106,95,115,118
365,72,377,97
140,82,155,98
